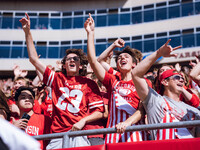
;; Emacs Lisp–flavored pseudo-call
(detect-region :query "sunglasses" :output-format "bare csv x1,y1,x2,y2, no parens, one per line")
66,56,80,62
169,75,184,81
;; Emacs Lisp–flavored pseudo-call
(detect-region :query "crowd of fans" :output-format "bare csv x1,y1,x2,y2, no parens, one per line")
0,13,200,150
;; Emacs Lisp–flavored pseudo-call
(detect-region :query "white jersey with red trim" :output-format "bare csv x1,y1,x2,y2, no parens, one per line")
103,71,146,143
143,88,200,140
43,67,104,133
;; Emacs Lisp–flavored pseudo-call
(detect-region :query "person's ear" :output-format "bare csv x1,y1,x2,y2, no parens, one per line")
132,63,136,69
161,79,169,87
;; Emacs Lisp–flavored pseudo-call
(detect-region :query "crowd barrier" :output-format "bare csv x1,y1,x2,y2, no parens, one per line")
54,138,200,150
33,120,200,149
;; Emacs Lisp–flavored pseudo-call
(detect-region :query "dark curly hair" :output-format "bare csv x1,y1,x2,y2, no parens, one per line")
114,46,138,65
14,86,35,101
61,49,88,76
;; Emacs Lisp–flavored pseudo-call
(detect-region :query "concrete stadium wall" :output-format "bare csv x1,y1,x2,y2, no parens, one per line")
0,0,166,11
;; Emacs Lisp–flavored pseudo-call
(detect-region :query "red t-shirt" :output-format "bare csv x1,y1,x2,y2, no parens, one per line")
43,67,104,133
10,113,52,150
26,113,52,150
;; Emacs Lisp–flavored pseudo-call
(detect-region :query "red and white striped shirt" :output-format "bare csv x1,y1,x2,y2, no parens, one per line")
103,71,146,143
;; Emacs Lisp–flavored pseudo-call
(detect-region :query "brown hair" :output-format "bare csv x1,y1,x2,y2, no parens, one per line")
61,49,88,76
0,90,11,121
114,46,138,65
132,49,143,63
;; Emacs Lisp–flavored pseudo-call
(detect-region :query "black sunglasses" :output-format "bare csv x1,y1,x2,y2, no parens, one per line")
170,75,184,81
66,56,80,62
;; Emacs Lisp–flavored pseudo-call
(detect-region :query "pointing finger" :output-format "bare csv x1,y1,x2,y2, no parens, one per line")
173,45,182,51
25,13,30,20
170,54,177,57
165,39,171,46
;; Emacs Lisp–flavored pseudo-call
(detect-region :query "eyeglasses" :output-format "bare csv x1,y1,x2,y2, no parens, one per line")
169,75,184,81
66,56,80,62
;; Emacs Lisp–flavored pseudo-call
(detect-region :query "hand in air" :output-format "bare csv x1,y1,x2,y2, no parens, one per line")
158,39,182,57
114,39,125,48
19,13,30,34
84,13,95,33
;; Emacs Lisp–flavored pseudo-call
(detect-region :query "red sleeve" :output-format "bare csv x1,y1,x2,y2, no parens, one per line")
102,71,116,89
33,100,41,114
108,67,121,80
43,67,56,88
180,88,200,108
101,92,109,105
186,93,200,108
108,67,114,74
7,98,16,105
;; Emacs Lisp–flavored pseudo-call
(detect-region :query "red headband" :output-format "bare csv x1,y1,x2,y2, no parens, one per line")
159,69,179,83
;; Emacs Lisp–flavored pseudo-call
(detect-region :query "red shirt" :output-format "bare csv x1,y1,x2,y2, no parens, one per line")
43,67,104,133
103,71,147,143
26,113,52,150
10,113,52,150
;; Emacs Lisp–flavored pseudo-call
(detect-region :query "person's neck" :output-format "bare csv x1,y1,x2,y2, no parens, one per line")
67,72,79,76
121,71,132,81
163,90,180,102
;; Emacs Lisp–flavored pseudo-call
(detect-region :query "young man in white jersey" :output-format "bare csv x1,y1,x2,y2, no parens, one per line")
20,13,104,149
132,39,200,140
85,14,149,143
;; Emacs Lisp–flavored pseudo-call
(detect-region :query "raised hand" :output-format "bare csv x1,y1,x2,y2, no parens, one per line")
19,13,30,34
114,39,125,48
13,65,28,78
84,13,95,33
189,60,196,68
13,65,21,77
158,39,182,57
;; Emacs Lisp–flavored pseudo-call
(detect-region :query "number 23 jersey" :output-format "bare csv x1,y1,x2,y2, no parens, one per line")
43,67,104,133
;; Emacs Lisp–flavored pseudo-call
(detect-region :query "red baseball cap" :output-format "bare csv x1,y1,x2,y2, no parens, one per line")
159,69,179,83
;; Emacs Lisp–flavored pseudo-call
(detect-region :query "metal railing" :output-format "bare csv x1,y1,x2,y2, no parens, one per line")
33,120,200,148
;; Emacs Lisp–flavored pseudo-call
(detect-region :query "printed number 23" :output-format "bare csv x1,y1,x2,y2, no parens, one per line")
56,87,83,113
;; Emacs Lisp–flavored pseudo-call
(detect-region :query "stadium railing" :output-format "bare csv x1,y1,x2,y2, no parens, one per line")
33,120,200,148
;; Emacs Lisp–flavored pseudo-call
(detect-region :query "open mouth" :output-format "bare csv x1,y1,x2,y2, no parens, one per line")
69,64,75,67
121,61,127,66
25,102,32,105
177,83,183,87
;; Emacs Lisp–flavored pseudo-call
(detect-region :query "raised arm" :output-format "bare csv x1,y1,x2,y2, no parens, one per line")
132,39,182,101
97,39,125,71
84,14,105,82
190,61,200,86
19,13,46,75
